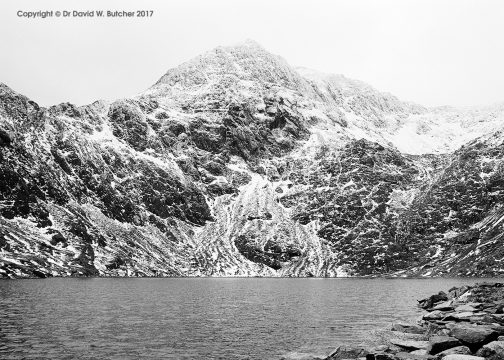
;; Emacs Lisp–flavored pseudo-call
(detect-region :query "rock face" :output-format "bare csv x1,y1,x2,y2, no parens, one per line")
2,40,504,277
426,337,461,355
476,340,504,359
448,325,498,350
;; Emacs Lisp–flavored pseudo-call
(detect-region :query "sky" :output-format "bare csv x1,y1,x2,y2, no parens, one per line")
1,0,503,107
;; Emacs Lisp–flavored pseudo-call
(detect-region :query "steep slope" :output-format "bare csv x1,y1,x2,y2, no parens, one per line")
272,140,446,275
2,40,504,278
0,84,209,277
0,41,332,278
395,130,504,276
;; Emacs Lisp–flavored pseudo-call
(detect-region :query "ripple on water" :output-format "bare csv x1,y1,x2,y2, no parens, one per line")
0,277,499,360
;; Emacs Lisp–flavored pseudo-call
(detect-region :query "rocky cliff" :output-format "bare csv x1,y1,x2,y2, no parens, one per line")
1,40,504,278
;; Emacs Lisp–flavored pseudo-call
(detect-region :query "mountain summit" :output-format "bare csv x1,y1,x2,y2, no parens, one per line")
152,39,307,90
1,40,504,278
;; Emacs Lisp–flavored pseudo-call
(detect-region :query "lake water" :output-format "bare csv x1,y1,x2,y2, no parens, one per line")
0,278,499,359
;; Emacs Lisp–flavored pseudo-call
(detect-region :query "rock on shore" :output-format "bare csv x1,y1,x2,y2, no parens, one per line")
321,282,504,360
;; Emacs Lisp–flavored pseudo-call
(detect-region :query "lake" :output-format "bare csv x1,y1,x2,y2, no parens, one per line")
0,278,498,359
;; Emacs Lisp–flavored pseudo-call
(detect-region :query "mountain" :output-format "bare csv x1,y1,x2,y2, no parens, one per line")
1,40,504,278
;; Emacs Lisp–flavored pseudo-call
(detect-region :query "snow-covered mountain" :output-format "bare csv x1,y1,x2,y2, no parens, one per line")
1,40,504,278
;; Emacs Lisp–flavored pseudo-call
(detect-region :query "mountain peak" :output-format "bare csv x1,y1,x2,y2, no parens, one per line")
147,40,312,103
5,39,504,281
0,82,18,96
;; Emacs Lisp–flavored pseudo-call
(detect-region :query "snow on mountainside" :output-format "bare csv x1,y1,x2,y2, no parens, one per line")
296,67,504,155
386,104,504,154
1,40,504,278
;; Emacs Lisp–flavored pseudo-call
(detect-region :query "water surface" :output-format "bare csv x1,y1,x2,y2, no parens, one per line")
0,278,498,359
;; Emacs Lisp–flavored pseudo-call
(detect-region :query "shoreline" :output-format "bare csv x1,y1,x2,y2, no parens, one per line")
1,274,503,280
319,282,504,360
0,276,504,282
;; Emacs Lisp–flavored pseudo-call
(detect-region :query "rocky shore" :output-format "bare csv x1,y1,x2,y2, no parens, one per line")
323,282,504,360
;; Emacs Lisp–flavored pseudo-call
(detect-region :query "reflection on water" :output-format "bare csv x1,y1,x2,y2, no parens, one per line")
0,278,497,359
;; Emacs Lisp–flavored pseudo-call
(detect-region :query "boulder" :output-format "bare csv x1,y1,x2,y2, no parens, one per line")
426,336,461,355
419,292,449,309
326,346,368,360
441,356,484,360
475,340,504,360
448,324,498,350
423,311,448,321
389,339,429,350
437,346,472,356
444,312,480,321
431,301,455,312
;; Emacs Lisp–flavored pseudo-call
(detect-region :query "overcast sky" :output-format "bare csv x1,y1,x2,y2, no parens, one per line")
1,0,503,107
